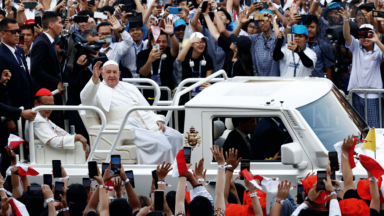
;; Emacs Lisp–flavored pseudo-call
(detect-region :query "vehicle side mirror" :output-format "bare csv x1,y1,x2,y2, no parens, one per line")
281,142,308,169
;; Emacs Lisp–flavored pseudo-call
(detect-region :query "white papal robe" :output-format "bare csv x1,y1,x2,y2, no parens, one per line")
80,78,183,164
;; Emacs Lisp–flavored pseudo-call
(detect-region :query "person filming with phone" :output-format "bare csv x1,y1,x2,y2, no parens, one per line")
273,24,317,77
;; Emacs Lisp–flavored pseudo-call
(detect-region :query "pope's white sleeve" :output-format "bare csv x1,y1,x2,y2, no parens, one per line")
34,122,75,149
329,199,341,216
80,77,100,106
291,203,309,216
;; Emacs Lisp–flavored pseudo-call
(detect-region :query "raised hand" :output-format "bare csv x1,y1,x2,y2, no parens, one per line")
276,180,292,201
195,158,206,179
92,61,103,84
338,7,350,20
1,70,11,84
42,184,53,200
368,30,380,44
210,145,225,165
103,161,118,182
239,10,251,24
225,148,242,171
59,187,68,208
108,15,122,30
341,135,354,153
157,161,173,181
308,183,321,200
160,18,174,35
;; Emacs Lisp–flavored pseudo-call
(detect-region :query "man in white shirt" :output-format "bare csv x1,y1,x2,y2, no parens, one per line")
98,16,131,64
273,24,317,77
80,60,183,164
25,88,89,158
342,6,384,128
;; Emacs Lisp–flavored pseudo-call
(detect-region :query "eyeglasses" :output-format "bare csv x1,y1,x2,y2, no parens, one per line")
248,25,257,30
3,29,21,34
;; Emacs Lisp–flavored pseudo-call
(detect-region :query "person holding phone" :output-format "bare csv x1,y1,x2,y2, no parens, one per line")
70,11,93,35
19,24,36,70
273,24,317,77
16,1,45,24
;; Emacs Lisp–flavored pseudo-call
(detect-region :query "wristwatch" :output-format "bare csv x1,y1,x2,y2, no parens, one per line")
118,27,125,33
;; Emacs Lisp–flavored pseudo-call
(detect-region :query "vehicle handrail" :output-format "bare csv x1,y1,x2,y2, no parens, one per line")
164,70,228,124
29,106,107,165
347,89,384,128
122,78,161,106
104,106,185,162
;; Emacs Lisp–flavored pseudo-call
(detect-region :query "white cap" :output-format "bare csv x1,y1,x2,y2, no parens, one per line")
189,32,209,41
359,24,375,30
103,60,119,67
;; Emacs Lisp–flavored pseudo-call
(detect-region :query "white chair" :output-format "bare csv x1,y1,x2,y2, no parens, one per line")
79,109,137,164
213,120,226,148
34,140,86,164
221,118,234,139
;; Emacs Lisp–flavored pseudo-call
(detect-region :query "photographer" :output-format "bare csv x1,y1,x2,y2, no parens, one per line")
273,24,317,77
70,10,95,35
341,8,384,128
64,29,106,140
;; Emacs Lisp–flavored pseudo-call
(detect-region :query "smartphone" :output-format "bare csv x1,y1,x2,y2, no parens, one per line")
152,170,158,189
154,190,164,212
183,147,191,164
88,161,98,179
297,185,304,204
73,15,88,23
287,34,294,44
317,171,326,191
373,11,384,17
88,0,95,6
262,2,268,9
111,155,121,175
105,35,112,43
28,185,42,196
240,159,250,180
83,178,91,193
328,151,339,171
102,162,109,177
34,16,42,27
19,35,24,45
59,9,67,24
94,11,108,19
23,2,37,9
152,43,160,53
54,181,64,201
330,172,336,186
169,7,182,14
121,4,133,12
201,1,208,12
125,170,135,188
43,174,53,190
52,160,62,178
142,0,147,4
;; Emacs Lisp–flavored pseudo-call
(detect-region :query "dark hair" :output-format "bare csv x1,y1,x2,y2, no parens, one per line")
224,45,253,76
138,195,151,207
350,0,360,4
165,191,189,214
100,6,115,14
78,10,93,18
58,184,88,216
0,9,6,17
232,117,254,128
42,11,60,29
0,18,17,31
109,198,133,216
17,192,45,216
234,183,246,204
227,191,238,204
303,15,319,26
81,29,99,40
97,22,111,32
189,196,212,216
21,24,35,36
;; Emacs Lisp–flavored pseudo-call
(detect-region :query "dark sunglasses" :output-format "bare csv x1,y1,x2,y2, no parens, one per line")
3,29,21,34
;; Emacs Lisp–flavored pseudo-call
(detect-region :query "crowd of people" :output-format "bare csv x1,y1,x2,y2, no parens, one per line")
0,135,380,216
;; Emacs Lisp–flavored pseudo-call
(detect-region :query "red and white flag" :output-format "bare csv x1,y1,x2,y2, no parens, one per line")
8,134,25,150
172,150,188,177
9,198,30,216
359,155,384,179
18,165,39,176
240,169,262,190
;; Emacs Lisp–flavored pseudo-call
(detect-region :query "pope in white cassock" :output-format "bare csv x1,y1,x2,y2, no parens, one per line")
25,88,89,158
80,60,183,164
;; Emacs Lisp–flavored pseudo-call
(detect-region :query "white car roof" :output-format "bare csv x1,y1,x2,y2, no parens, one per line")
185,77,334,109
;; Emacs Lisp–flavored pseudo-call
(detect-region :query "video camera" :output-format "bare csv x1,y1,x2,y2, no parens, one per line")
325,21,359,43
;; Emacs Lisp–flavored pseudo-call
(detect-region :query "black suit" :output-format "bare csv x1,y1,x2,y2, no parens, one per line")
223,130,253,160
31,33,64,127
0,43,41,113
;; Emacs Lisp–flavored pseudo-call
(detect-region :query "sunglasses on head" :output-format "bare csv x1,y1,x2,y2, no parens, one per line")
3,29,21,34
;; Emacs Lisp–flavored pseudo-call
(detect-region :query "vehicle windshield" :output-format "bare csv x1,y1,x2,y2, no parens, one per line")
297,86,368,151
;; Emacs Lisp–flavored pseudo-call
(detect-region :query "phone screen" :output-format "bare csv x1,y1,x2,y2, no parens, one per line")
111,155,121,174
102,163,109,177
55,181,64,201
35,16,42,27
297,185,304,204
154,191,164,212
106,35,112,43
317,171,326,190
152,170,158,189
52,160,62,178
183,147,191,164
83,178,91,192
329,151,339,171
202,1,208,12
28,185,42,196
19,35,24,45
43,174,53,189
88,161,98,179
125,170,135,188
240,159,250,180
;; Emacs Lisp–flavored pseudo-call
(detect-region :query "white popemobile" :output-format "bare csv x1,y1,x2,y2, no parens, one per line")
16,71,384,208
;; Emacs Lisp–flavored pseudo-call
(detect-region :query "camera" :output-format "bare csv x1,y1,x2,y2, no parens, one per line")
357,30,373,39
373,11,384,18
325,21,358,43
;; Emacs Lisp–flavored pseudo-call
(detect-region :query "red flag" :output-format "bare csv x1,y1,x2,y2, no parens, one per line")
172,150,188,177
18,165,39,176
9,198,30,216
8,134,25,150
359,154,384,179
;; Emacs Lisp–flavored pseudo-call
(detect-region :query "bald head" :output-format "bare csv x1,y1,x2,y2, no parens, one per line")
102,64,121,88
